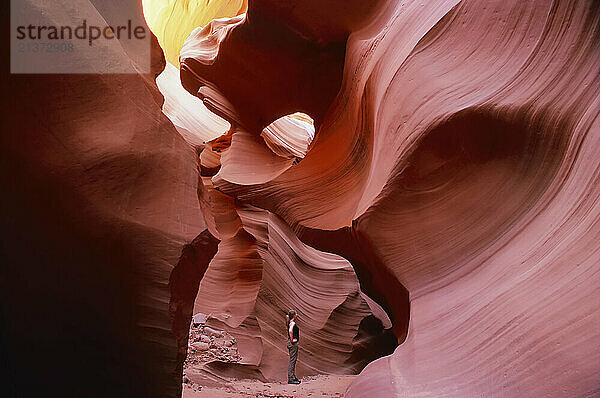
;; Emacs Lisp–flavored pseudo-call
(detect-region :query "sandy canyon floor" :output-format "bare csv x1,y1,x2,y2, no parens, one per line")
183,375,355,398
183,318,355,397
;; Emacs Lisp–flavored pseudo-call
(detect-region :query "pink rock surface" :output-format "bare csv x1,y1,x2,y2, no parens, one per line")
180,0,600,396
191,145,395,381
3,0,599,396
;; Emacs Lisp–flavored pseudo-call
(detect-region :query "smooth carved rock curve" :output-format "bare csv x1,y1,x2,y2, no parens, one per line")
180,0,600,396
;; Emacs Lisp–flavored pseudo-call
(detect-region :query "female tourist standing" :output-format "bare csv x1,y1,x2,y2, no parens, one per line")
286,310,300,384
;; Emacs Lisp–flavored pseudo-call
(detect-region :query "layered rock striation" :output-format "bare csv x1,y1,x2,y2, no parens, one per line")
178,0,600,396
3,0,599,397
190,134,396,381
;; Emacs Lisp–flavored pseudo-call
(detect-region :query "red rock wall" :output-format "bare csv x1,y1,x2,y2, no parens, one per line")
1,3,213,396
3,0,599,396
191,139,396,381
180,0,600,396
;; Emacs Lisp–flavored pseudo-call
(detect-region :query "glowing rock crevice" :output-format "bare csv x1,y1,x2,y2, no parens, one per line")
142,0,247,67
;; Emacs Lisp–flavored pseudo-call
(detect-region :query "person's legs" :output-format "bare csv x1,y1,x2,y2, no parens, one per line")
288,342,298,382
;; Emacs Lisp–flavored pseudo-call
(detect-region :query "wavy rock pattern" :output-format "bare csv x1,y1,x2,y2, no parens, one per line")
261,112,315,160
156,63,230,147
4,0,598,396
179,0,600,396
192,142,396,381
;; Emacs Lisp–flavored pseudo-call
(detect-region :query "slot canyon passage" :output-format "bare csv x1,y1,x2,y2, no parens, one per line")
1,0,600,397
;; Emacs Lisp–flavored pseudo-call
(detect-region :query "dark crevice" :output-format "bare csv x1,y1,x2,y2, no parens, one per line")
298,225,410,343
169,230,220,396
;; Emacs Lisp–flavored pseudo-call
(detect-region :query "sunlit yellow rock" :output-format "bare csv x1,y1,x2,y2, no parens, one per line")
142,0,247,67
